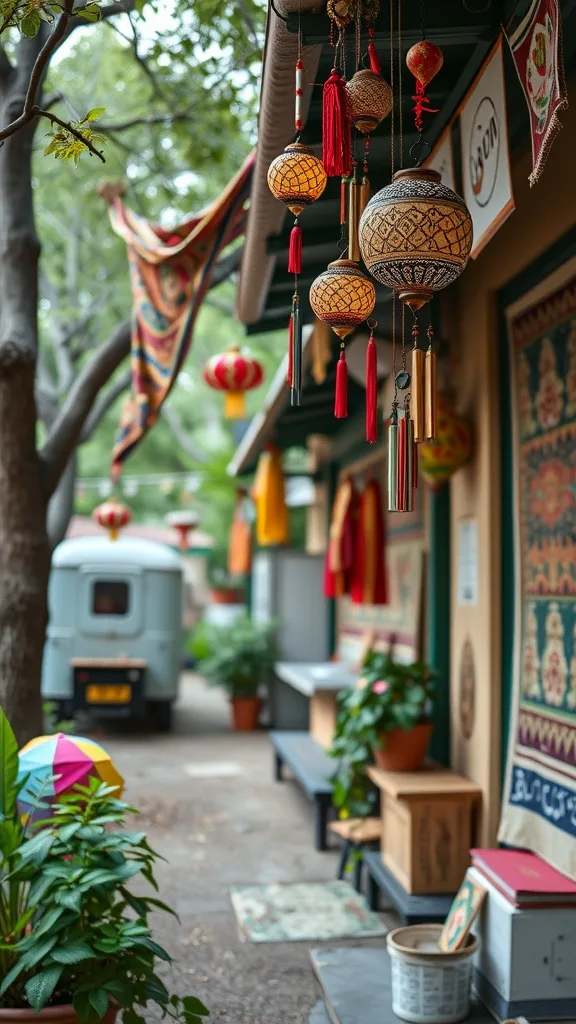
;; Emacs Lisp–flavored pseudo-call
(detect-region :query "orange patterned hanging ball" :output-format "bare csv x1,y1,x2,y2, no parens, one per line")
418,393,473,490
345,68,392,134
309,260,376,339
93,497,132,541
267,142,327,217
204,345,264,419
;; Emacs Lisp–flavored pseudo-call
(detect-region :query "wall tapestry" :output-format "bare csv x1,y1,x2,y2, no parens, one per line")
499,258,576,877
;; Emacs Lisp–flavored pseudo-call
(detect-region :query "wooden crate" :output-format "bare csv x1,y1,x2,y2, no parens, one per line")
367,763,482,894
309,691,339,749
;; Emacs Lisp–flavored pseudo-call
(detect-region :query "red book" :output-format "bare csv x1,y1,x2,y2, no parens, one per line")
470,848,576,907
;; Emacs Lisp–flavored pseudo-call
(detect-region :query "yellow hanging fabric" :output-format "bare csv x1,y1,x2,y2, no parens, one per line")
252,445,289,547
228,489,252,576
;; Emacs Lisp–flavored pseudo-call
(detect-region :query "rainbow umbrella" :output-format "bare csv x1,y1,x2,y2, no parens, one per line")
17,733,124,821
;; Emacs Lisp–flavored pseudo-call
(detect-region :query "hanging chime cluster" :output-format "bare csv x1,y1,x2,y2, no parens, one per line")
267,0,474,513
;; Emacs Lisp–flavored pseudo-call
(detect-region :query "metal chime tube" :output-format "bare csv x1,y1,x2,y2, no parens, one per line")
396,414,407,512
406,415,415,512
348,169,360,262
411,347,425,442
388,414,398,512
291,296,302,407
425,345,437,440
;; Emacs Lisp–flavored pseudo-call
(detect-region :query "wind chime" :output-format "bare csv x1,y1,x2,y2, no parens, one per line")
267,26,327,407
309,0,395,433
357,0,473,511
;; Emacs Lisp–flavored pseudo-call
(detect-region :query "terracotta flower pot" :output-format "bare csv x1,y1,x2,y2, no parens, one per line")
374,721,433,771
230,695,262,731
0,1003,118,1024
210,587,244,605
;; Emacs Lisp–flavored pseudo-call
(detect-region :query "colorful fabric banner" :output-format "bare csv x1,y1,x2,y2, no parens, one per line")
459,38,514,258
323,479,358,599
350,479,388,607
499,258,576,877
105,152,254,473
508,0,568,186
252,445,289,548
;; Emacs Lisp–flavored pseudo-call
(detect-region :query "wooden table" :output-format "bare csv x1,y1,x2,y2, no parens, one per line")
273,662,355,746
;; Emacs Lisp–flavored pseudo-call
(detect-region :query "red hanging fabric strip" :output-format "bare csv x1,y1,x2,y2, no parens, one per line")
365,335,378,442
367,28,382,75
334,348,348,418
322,69,352,177
287,314,294,386
287,223,302,275
412,80,439,135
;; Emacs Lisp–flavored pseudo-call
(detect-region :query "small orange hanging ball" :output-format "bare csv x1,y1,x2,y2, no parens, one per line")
204,345,264,419
406,40,444,88
93,497,132,541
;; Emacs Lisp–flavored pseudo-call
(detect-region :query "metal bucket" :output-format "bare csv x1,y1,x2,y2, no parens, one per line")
387,923,478,1024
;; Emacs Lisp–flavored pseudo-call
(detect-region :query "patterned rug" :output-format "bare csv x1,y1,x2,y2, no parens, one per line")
499,258,576,877
229,881,387,943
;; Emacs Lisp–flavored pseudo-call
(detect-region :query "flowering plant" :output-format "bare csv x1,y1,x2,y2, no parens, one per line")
328,649,436,819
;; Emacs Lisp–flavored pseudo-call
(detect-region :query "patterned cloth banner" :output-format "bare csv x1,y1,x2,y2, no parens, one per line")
459,37,514,259
507,0,568,187
106,152,254,473
499,259,576,877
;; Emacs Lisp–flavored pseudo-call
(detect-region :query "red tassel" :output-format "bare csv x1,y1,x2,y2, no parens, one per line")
366,336,377,443
335,349,348,418
322,69,351,177
368,42,382,75
287,223,302,275
287,315,294,386
412,79,439,134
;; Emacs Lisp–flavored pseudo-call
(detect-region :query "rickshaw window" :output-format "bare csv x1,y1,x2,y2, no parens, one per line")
92,580,130,616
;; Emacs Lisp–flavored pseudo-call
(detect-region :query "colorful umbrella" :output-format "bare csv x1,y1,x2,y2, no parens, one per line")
17,733,124,821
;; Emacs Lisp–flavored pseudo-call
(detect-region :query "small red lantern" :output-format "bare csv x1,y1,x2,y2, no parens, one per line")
406,40,443,134
93,497,131,541
203,345,264,419
165,510,199,552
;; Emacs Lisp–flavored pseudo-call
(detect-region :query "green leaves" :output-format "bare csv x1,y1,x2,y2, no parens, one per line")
51,941,94,964
0,704,19,819
24,967,63,1011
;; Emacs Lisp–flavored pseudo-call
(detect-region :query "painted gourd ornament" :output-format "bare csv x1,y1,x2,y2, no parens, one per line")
418,393,473,490
406,40,443,90
345,68,392,133
359,167,473,311
267,142,327,216
309,260,376,339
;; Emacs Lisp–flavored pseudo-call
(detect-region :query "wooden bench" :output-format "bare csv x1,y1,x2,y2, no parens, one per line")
271,730,334,851
362,850,455,924
328,818,381,892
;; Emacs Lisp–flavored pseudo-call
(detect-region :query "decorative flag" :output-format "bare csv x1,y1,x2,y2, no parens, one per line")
102,152,254,475
228,488,252,575
17,733,124,823
460,38,515,258
507,0,568,186
350,479,388,606
323,478,358,599
251,445,289,547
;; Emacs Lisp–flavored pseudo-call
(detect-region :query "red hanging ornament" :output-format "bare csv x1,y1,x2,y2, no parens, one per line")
287,313,294,386
335,347,348,418
288,221,302,275
367,26,382,75
406,40,443,134
323,69,352,177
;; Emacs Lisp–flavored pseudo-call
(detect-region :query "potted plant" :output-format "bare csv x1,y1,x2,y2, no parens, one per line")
329,649,437,818
0,708,209,1024
208,549,245,605
196,616,277,730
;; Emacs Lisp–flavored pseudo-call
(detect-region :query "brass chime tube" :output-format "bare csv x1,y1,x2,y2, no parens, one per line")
348,172,360,262
411,347,425,442
388,416,398,512
406,416,415,512
425,346,437,440
359,175,371,217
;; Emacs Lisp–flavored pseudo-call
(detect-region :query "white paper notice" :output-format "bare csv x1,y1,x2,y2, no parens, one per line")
458,520,478,607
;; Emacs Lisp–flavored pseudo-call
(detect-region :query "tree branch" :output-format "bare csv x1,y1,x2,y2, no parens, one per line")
162,404,208,464
40,319,131,497
80,367,131,442
98,111,193,134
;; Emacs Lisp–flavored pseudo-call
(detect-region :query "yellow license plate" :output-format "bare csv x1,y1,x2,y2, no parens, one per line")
86,684,131,704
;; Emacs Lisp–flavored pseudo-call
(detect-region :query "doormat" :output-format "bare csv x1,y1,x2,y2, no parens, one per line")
229,881,387,943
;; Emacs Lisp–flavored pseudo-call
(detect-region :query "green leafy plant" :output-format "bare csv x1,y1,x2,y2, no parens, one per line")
0,706,209,1023
329,650,437,820
195,616,277,698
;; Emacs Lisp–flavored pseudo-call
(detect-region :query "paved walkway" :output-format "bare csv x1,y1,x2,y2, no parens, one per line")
102,674,342,1023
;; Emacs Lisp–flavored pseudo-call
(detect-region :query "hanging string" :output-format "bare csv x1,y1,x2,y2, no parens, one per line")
398,0,403,168
389,0,395,179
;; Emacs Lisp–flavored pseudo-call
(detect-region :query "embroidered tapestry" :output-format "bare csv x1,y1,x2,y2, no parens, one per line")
105,152,254,474
499,260,576,876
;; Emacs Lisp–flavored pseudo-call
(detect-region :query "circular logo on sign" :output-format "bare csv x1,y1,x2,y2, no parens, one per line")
459,638,475,741
469,96,499,207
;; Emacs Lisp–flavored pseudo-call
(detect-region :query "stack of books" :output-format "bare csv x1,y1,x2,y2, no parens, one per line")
469,848,576,1020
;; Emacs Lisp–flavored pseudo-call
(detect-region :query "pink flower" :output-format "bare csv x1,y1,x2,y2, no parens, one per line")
372,680,389,695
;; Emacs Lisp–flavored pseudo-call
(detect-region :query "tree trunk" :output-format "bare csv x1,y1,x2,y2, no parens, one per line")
47,453,77,550
0,70,50,744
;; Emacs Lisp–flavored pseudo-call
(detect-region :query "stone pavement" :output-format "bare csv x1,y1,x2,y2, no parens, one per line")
100,674,365,1023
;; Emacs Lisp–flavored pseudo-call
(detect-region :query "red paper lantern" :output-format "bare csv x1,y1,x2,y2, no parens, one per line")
204,345,264,419
406,40,444,88
92,497,131,541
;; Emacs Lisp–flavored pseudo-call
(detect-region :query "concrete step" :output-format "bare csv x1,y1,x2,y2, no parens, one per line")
308,999,331,1024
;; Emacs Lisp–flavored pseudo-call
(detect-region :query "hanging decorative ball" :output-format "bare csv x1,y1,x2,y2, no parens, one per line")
93,497,132,542
419,393,473,490
359,167,473,311
267,142,327,216
406,40,444,89
165,510,199,552
203,345,264,419
309,260,376,339
345,69,392,133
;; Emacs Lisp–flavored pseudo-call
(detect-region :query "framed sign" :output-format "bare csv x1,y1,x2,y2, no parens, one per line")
460,37,515,258
424,127,456,192
457,519,479,607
